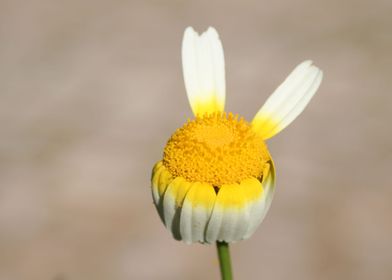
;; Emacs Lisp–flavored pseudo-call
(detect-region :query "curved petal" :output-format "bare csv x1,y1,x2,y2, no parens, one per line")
205,183,251,243
151,161,164,205
162,177,193,240
151,161,173,205
204,161,276,243
244,160,276,239
151,161,174,223
252,60,323,140
182,26,226,116
179,182,216,244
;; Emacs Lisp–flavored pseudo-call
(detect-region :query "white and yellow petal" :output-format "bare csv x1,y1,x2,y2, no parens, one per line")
151,162,168,205
151,164,217,242
179,182,216,244
182,27,226,116
162,176,193,240
243,161,276,239
205,183,252,243
252,60,323,140
151,161,174,222
205,161,275,243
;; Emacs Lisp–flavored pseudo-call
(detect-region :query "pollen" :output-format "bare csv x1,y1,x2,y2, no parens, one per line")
163,112,271,186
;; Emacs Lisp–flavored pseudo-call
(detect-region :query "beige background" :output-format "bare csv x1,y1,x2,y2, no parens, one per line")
0,0,391,279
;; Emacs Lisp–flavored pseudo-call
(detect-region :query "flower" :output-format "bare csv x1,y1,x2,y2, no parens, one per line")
151,27,323,244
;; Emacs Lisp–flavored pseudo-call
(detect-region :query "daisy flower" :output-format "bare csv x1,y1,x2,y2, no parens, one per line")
151,26,322,245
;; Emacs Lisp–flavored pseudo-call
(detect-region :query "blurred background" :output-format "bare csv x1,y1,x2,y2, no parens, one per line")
0,0,391,279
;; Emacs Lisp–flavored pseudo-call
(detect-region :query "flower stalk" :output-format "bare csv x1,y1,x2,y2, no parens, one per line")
216,241,233,280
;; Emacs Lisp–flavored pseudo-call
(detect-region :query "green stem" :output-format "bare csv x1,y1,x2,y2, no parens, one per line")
216,241,233,280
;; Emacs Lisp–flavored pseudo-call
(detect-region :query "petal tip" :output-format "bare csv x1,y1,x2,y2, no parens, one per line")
184,26,196,34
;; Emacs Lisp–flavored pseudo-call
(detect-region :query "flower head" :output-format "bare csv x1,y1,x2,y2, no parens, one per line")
151,27,322,244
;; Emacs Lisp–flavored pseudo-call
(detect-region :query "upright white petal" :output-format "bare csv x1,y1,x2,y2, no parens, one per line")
182,26,226,116
252,60,323,140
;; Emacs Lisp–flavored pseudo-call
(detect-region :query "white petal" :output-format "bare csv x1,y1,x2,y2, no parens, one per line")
182,26,226,116
252,60,323,139
244,162,276,239
205,184,251,243
162,177,192,240
179,182,216,244
151,162,164,206
151,162,175,224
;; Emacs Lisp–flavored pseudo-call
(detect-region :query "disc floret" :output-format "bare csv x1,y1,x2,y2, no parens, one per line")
163,112,271,186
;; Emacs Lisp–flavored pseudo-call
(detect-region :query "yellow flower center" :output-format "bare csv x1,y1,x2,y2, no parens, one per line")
163,113,271,186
